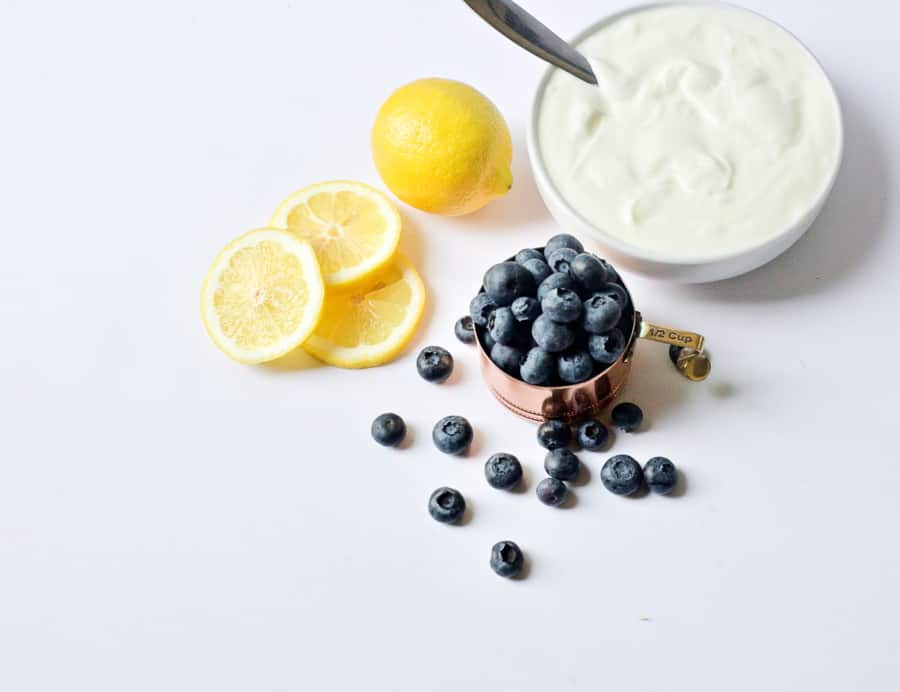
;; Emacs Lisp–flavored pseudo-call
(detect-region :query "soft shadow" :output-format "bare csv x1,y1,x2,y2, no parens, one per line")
465,428,485,459
512,553,532,581
458,501,474,527
443,356,464,386
509,466,529,495
615,341,689,426
263,347,322,372
626,484,650,500
571,460,591,487
559,489,578,509
397,425,415,450
679,91,888,302
667,470,688,498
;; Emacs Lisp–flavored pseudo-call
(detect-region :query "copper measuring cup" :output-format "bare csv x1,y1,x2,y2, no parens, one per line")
476,273,710,423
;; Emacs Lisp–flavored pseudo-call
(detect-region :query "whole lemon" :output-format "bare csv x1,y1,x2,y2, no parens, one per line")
371,78,513,216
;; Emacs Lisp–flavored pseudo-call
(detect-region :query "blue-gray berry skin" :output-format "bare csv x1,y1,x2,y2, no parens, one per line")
546,247,578,274
479,326,496,352
611,402,643,432
371,413,406,447
597,257,620,284
544,234,584,259
416,346,454,383
537,272,577,302
544,448,580,481
536,477,568,506
588,328,627,365
521,347,555,385
596,282,629,308
483,262,536,307
484,453,523,490
669,345,682,366
576,419,608,450
521,258,553,286
532,314,575,352
491,343,526,378
557,349,594,384
429,487,466,523
537,419,572,450
541,287,583,324
487,306,519,346
432,416,474,455
515,248,544,265
644,457,678,495
470,293,497,327
582,293,623,334
569,253,608,294
600,455,643,495
510,296,541,324
490,540,524,577
455,316,475,344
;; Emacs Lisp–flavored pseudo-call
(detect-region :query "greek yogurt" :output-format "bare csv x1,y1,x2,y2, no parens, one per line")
536,4,842,260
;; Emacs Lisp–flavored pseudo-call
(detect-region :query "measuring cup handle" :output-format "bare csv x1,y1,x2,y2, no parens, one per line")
638,318,705,352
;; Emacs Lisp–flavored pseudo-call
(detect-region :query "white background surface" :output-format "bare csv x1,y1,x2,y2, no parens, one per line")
1,1,898,690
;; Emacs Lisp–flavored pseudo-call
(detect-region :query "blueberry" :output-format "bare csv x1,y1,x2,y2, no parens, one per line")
582,293,623,334
537,272,577,302
644,457,678,495
490,343,526,377
544,233,584,259
521,258,553,286
454,316,475,344
541,287,583,323
483,262,536,307
596,282,629,308
510,296,541,323
428,487,466,523
669,344,682,366
416,346,454,383
532,314,575,352
479,326,496,352
569,253,608,293
544,448,580,481
536,419,572,450
371,413,406,447
536,477,568,506
487,306,519,346
484,453,523,490
597,257,620,284
600,455,643,495
490,540,524,578
521,347,555,385
576,419,608,450
432,415,474,455
515,248,544,265
588,328,627,365
611,402,643,432
470,292,497,327
557,349,594,384
546,247,578,274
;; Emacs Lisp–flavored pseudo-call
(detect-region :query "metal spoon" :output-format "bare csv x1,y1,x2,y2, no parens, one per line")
463,0,597,84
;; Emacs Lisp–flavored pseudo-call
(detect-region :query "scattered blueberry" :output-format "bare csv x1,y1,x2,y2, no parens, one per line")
644,457,678,495
536,419,572,450
490,342,526,377
484,453,523,490
546,247,578,274
521,347,555,385
454,315,475,344
576,419,608,450
532,314,575,352
490,540,524,578
428,487,466,523
536,477,568,506
487,306,520,346
544,448,580,481
515,248,545,265
432,415,474,455
541,287,583,323
371,413,406,447
416,346,454,383
537,271,577,302
521,258,553,286
483,262,536,307
510,296,541,323
582,293,623,334
569,253,608,294
611,402,643,432
544,233,584,259
557,349,594,384
469,292,496,327
588,328,627,365
600,455,644,495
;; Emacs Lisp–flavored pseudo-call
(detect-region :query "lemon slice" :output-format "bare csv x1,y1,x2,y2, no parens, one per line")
270,180,401,288
304,254,426,368
201,228,325,364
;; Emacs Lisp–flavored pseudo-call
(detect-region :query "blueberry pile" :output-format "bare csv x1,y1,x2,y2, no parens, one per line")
469,234,634,386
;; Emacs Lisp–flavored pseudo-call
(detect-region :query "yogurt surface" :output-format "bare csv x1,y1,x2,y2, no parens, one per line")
536,4,842,260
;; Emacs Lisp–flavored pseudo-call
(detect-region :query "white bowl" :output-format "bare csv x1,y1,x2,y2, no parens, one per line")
526,2,844,284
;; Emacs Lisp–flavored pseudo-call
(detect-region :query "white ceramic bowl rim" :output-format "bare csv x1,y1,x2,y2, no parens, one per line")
527,0,845,267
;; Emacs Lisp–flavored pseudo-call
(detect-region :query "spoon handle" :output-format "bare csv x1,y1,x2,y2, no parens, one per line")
463,0,597,84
